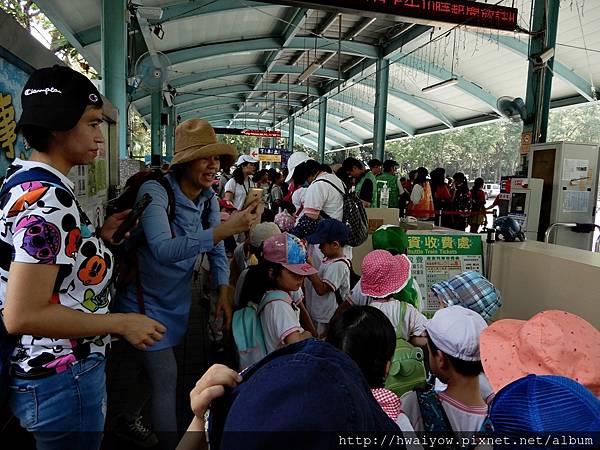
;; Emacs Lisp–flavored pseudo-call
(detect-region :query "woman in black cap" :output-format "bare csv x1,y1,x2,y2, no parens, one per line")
0,66,165,450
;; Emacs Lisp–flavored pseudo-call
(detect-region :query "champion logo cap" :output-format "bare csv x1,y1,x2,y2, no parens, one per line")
17,65,103,132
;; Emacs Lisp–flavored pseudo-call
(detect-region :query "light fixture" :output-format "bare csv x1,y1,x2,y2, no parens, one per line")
339,115,355,124
421,77,458,93
297,62,321,84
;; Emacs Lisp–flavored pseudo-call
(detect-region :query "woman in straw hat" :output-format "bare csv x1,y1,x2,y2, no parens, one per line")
1,66,165,450
111,119,259,448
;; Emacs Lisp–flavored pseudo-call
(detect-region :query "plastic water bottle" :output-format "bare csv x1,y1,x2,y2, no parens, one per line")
380,182,389,208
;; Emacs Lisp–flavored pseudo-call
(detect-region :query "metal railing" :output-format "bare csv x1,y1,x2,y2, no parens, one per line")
544,222,600,253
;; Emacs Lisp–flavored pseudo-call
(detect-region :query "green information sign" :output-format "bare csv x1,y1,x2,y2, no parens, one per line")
406,234,483,256
406,232,484,312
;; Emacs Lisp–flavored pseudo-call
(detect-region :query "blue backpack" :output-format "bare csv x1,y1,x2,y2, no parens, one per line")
232,290,293,370
416,388,492,450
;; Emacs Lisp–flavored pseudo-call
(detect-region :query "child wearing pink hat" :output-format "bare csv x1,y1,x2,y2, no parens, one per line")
239,233,317,354
401,306,489,434
359,250,428,347
480,309,600,398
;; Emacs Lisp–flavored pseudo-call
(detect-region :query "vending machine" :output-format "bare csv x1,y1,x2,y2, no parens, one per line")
527,142,600,251
507,178,543,241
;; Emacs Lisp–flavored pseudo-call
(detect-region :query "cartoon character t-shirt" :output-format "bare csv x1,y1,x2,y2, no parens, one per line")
0,159,113,376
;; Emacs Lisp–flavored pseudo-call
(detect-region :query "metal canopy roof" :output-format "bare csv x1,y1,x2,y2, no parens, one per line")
35,0,599,151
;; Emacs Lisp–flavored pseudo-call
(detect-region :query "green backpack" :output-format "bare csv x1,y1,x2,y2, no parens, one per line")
384,302,428,396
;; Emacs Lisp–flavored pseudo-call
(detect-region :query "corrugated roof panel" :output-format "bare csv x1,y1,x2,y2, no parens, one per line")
43,0,99,33
387,99,440,130
153,9,287,53
555,2,600,91
169,54,262,77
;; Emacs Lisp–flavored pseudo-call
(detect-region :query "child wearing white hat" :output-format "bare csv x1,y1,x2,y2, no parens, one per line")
401,306,489,434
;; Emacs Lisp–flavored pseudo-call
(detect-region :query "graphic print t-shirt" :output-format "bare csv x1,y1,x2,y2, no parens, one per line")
0,159,113,376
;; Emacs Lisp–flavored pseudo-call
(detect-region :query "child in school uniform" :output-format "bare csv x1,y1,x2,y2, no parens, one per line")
430,270,501,401
303,219,351,338
358,250,428,347
240,232,316,354
344,226,423,313
326,305,422,442
401,306,489,434
232,222,280,307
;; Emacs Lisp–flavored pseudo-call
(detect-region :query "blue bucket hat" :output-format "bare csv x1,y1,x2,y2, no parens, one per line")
431,271,501,322
208,339,399,449
489,374,600,449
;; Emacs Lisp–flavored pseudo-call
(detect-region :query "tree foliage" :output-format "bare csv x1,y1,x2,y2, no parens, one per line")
0,0,40,30
1,1,97,77
325,102,600,182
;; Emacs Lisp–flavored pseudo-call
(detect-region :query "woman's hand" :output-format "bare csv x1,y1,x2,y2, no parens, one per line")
213,200,261,243
100,210,134,245
215,286,233,331
116,313,167,350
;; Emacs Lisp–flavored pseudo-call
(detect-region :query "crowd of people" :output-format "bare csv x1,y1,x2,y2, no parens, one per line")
0,66,598,450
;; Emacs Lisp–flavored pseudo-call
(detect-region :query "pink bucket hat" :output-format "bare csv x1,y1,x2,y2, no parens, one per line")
262,232,317,276
480,310,600,397
361,250,411,298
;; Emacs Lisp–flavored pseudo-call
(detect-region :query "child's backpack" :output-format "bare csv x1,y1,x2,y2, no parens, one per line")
416,388,491,450
384,301,428,396
314,179,368,247
232,290,292,370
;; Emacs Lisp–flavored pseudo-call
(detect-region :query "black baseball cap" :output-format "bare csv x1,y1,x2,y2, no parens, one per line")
17,65,103,132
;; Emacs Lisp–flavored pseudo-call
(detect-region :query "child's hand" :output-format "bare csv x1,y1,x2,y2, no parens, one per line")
190,364,242,420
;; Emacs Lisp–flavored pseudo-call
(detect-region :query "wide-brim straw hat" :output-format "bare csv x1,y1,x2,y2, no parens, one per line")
170,119,237,166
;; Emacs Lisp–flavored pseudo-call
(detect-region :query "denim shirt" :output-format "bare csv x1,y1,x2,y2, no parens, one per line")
115,173,229,349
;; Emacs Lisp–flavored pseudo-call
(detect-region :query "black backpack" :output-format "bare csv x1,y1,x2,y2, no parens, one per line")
108,169,176,223
109,169,211,313
314,178,368,247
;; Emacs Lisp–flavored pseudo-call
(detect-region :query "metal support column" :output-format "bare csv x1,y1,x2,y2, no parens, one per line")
288,116,295,153
521,0,560,171
101,0,127,160
151,91,162,167
166,106,175,160
374,57,390,161
318,97,327,163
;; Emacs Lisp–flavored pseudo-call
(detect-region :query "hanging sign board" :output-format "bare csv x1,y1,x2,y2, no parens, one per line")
213,128,281,138
258,0,518,32
258,147,282,163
